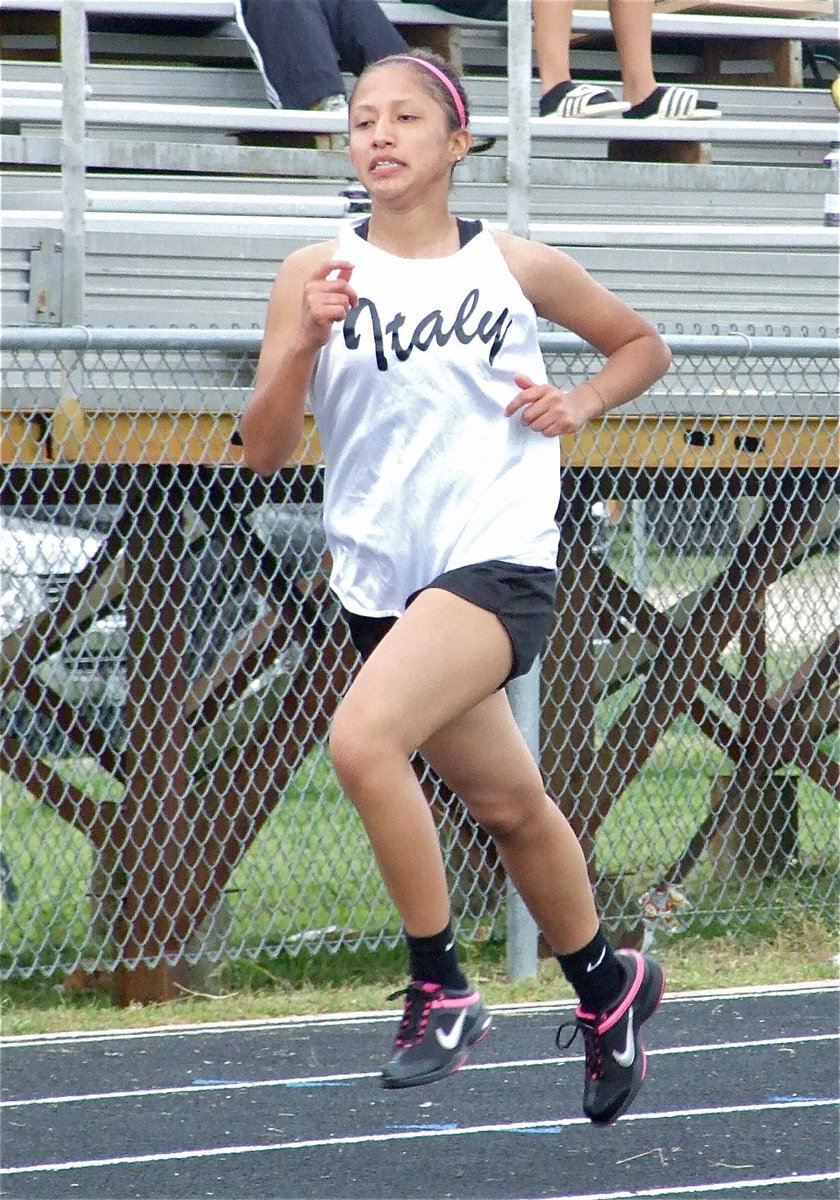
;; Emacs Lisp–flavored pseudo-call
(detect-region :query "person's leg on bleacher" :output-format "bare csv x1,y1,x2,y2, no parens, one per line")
320,0,407,82
609,0,657,108
534,0,631,119
235,0,346,109
534,0,720,121
236,0,404,113
615,0,721,121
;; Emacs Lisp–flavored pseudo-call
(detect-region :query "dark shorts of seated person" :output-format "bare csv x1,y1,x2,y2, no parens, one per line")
341,560,558,685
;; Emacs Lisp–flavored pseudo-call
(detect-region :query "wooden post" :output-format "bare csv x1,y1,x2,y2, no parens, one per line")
710,774,799,879
542,501,600,867
608,139,712,165
112,468,193,1005
402,24,462,69
710,571,799,879
0,9,60,59
701,37,803,89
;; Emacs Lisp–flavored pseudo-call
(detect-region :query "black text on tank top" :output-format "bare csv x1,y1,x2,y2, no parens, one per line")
343,289,514,372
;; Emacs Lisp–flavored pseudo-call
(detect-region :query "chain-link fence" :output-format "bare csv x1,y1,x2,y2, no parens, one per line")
1,328,837,995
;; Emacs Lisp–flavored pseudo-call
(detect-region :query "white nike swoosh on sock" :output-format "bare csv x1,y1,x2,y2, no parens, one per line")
435,1008,469,1051
612,1006,636,1068
585,946,607,973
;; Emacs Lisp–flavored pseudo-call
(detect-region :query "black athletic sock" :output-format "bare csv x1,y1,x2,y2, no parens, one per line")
557,927,624,1014
624,85,718,120
405,923,469,992
539,80,575,117
623,86,665,120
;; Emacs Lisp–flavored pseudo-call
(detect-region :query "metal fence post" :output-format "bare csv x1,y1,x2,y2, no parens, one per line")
506,0,532,241
504,0,540,980
57,0,87,456
60,0,86,325
505,661,541,980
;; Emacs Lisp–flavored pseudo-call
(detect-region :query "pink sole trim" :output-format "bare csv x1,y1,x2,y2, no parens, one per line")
429,991,481,1011
597,951,645,1034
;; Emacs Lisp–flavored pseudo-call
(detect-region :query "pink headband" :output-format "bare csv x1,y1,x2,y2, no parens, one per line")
390,55,468,130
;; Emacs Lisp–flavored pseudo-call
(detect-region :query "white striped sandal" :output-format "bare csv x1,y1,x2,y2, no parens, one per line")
538,83,630,120
624,85,721,121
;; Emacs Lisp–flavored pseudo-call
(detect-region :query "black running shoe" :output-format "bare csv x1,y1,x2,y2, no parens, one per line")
380,981,492,1089
556,949,665,1124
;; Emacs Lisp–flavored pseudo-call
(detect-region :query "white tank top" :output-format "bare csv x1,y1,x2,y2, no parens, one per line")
309,221,560,617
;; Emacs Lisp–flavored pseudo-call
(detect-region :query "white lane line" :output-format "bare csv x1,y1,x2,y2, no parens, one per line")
2,1032,837,1110
2,981,836,1048
0,1069,375,1108
543,1172,840,1200
3,1097,837,1175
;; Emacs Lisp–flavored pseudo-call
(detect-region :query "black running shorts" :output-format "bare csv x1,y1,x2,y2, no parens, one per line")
341,559,557,684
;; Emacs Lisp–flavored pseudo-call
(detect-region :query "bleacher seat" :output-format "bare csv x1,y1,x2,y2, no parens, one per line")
1,0,838,333
2,208,835,335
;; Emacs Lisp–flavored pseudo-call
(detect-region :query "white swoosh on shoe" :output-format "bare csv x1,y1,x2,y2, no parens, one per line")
435,1008,469,1051
612,1006,636,1068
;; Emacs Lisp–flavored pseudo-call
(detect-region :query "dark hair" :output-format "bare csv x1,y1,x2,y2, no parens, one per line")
351,49,470,133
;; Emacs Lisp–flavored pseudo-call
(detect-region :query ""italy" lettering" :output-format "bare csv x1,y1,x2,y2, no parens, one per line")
343,289,513,372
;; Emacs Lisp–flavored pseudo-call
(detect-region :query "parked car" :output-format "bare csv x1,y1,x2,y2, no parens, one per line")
1,511,124,755
1,503,328,757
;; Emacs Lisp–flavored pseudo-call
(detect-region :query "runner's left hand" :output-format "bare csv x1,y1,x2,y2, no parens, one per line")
505,374,599,436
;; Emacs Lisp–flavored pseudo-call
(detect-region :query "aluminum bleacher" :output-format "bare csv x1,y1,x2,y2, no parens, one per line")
3,0,837,81
1,55,835,163
1,1,838,333
2,207,835,335
2,154,829,224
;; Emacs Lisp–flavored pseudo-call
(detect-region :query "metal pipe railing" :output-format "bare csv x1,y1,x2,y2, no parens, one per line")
2,328,837,358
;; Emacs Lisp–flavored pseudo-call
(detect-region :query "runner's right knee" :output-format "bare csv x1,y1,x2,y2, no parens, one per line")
329,699,402,798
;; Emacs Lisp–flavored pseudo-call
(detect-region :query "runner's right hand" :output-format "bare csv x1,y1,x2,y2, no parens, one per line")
299,261,358,349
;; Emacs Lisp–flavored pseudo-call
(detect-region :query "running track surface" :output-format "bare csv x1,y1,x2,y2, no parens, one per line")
2,981,838,1200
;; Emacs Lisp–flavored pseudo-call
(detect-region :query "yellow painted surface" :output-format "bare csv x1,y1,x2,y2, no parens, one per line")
0,412,835,469
1,415,49,465
565,416,837,470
